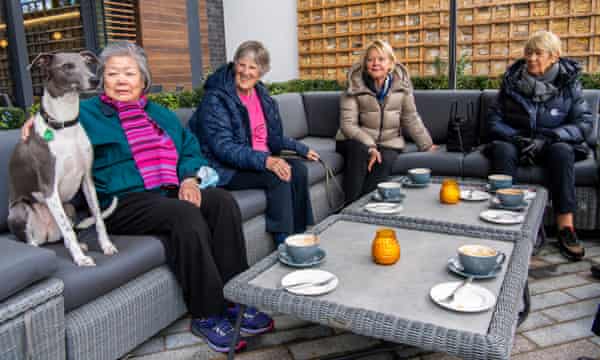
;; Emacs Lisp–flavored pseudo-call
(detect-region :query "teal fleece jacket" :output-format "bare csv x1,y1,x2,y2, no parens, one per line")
79,96,207,208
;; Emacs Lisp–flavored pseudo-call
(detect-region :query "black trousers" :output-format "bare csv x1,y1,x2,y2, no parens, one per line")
104,188,248,318
337,139,400,204
226,158,314,234
490,140,576,214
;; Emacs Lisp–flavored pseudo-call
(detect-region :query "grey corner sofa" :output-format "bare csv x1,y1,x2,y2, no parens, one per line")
1,89,599,360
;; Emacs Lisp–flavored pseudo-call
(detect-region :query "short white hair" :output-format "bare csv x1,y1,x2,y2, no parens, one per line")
525,31,562,57
233,40,271,76
97,41,152,93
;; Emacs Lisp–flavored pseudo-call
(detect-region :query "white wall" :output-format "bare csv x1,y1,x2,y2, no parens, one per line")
223,0,299,82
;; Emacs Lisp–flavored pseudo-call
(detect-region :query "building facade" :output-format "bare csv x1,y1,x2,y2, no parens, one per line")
1,0,226,108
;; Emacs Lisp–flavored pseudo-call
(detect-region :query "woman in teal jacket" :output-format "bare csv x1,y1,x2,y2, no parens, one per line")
23,42,272,353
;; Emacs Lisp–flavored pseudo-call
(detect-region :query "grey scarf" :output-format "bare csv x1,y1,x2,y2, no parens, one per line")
516,62,560,103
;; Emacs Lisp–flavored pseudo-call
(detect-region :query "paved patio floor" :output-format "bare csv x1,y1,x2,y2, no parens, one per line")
124,236,600,360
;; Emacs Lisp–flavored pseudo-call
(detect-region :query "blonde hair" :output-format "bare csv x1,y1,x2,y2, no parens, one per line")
524,31,562,57
362,40,396,71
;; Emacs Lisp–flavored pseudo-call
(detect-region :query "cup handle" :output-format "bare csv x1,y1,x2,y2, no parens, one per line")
496,252,507,266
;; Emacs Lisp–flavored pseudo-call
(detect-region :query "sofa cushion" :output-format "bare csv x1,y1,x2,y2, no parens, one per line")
274,93,309,139
0,130,20,232
302,91,341,137
174,108,196,127
392,144,463,176
0,235,58,302
299,136,337,154
413,90,482,145
463,149,598,186
231,189,267,221
47,233,165,311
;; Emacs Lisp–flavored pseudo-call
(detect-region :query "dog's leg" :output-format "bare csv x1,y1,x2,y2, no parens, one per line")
81,172,118,255
45,192,95,266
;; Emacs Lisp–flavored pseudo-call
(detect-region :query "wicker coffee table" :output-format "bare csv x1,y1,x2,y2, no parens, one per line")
224,212,538,360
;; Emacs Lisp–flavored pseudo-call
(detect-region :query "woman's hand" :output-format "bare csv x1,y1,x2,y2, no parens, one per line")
266,156,291,182
179,178,202,207
428,144,439,152
21,117,34,141
367,147,382,172
306,149,320,161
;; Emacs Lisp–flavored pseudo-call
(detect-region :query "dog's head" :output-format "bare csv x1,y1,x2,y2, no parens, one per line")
29,51,100,98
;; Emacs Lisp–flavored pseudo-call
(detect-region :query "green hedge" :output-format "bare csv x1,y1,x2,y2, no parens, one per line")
0,107,26,130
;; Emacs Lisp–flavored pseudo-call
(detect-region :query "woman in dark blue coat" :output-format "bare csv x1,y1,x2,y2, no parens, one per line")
189,41,320,245
487,31,593,261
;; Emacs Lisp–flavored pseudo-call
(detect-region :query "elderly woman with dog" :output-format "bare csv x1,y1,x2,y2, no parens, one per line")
188,40,320,245
487,30,593,261
336,39,437,204
21,41,272,353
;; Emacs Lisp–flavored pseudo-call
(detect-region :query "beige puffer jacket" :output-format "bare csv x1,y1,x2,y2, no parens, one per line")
337,63,433,151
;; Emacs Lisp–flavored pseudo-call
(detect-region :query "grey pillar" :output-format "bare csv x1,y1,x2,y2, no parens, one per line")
448,0,457,90
186,0,204,88
5,0,32,108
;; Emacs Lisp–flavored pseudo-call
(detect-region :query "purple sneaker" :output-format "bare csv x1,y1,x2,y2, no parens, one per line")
191,316,247,353
227,305,274,335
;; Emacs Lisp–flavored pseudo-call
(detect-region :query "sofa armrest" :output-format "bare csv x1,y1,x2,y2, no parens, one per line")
0,235,58,303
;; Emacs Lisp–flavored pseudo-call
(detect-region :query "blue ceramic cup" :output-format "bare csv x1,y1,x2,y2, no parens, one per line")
496,188,525,207
408,168,431,184
285,234,320,263
488,174,512,191
458,244,506,275
377,182,403,200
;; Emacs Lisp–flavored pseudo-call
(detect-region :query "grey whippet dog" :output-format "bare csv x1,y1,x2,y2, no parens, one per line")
8,51,118,266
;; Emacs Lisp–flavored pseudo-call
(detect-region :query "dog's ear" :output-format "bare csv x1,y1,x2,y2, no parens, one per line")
80,50,99,65
28,53,54,71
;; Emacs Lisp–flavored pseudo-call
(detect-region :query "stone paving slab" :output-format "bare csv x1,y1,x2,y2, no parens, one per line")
511,335,537,355
133,344,209,360
542,298,599,322
166,332,205,350
528,261,593,279
517,312,556,332
529,274,589,295
245,325,333,350
287,333,380,360
566,283,600,300
127,337,165,357
530,290,577,311
522,316,595,347
510,339,600,360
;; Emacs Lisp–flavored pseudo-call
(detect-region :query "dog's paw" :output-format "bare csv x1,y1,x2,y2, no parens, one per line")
102,243,118,256
75,255,96,267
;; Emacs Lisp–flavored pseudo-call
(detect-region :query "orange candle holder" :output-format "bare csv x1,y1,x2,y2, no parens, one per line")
372,228,401,265
440,179,461,204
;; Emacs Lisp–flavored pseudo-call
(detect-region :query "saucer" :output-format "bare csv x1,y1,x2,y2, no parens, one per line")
460,189,491,201
490,197,528,211
281,269,338,296
371,192,405,203
430,281,496,312
479,210,524,225
278,244,326,268
401,178,429,188
447,257,501,279
364,202,403,214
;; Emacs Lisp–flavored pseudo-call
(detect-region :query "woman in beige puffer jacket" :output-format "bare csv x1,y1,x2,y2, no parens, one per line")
337,40,436,203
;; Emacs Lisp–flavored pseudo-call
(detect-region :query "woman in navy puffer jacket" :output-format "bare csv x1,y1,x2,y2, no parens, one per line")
487,31,593,261
189,41,319,245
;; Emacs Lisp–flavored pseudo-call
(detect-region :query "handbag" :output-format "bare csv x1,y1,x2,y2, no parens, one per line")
446,101,477,153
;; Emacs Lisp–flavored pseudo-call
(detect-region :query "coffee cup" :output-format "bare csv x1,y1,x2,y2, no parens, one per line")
488,174,512,191
496,188,525,207
458,244,506,275
284,234,320,263
408,168,431,184
377,182,403,200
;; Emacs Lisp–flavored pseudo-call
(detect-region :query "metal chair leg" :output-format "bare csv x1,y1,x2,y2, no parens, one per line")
227,304,246,360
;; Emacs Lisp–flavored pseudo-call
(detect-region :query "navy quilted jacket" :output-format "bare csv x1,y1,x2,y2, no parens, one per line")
188,63,309,185
487,58,593,145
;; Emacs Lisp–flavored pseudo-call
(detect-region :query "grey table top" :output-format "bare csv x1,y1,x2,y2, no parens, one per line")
342,177,548,243
249,219,514,335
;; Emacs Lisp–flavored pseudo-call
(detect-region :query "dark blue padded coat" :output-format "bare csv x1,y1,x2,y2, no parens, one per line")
188,63,309,186
487,58,593,146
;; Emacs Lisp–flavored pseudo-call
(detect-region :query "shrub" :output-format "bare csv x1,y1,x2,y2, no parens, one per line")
0,107,26,130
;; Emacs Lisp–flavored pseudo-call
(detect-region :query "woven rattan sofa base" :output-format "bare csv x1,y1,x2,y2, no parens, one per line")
65,266,186,360
0,279,64,360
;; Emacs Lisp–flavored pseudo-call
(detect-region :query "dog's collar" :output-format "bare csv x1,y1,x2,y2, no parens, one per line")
40,104,79,129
